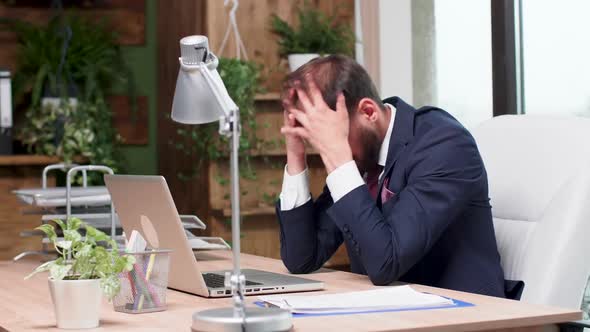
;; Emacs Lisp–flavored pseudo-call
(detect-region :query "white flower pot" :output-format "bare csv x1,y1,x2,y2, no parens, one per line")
48,278,102,329
288,53,320,72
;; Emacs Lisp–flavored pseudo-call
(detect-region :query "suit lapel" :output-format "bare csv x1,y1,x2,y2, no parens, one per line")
377,97,416,206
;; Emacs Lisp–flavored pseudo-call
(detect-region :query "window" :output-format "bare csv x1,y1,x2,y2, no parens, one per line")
434,0,493,128
520,0,590,116
411,0,589,126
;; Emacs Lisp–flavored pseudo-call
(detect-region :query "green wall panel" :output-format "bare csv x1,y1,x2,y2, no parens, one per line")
118,0,157,175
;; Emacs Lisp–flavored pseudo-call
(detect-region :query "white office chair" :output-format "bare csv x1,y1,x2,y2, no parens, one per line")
472,115,590,310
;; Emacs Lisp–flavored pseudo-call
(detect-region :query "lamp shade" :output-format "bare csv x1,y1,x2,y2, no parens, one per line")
171,37,237,125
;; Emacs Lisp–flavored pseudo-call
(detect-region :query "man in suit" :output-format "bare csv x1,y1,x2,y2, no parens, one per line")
276,55,516,298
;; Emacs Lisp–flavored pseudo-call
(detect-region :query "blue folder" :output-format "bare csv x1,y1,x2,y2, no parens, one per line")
254,296,474,318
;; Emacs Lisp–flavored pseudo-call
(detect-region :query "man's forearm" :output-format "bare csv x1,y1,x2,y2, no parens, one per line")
286,150,306,175
279,166,311,210
278,187,343,274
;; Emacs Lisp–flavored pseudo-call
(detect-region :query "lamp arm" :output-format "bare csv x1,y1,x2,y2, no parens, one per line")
199,65,234,117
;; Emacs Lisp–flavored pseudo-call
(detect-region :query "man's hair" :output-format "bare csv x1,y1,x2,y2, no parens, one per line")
284,54,385,112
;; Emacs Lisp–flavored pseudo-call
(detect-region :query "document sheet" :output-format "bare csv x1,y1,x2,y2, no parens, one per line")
259,285,454,314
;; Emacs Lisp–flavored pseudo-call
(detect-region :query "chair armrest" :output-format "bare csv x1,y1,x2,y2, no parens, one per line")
560,320,590,332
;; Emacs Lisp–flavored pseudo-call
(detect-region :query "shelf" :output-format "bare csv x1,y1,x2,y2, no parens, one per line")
220,206,275,217
248,149,320,157
254,92,281,101
0,155,61,166
0,155,87,166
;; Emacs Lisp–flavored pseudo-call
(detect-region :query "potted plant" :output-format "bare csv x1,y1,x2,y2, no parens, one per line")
270,6,354,71
25,217,135,329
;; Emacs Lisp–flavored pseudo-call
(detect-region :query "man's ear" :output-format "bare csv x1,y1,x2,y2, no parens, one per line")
356,98,379,122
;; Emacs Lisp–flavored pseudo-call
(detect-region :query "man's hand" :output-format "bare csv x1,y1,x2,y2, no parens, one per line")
280,77,353,174
282,89,307,175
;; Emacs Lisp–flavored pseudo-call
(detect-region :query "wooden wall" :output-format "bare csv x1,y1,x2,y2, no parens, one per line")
157,0,354,268
206,0,354,92
156,0,210,219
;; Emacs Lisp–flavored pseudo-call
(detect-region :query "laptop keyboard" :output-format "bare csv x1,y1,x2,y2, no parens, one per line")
202,273,262,288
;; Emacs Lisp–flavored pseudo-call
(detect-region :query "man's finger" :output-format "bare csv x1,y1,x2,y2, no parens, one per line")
287,113,297,127
283,110,295,127
287,106,310,128
295,86,314,112
281,126,309,139
282,88,297,110
305,74,328,109
335,93,347,114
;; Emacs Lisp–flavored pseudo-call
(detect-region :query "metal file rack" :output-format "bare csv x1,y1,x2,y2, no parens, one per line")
12,164,119,261
12,163,227,261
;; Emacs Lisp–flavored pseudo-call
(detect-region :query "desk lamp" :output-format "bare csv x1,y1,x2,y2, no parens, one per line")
171,35,292,332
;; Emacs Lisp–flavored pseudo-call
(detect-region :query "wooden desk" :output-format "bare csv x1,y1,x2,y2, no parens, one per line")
0,251,581,331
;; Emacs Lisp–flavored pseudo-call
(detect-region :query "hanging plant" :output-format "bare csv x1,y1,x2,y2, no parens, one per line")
20,100,122,171
270,5,354,56
0,14,135,177
173,57,262,181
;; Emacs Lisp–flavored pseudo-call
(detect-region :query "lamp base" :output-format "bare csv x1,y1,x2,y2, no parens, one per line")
191,307,292,332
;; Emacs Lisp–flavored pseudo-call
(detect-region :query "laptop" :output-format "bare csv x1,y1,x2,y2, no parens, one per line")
104,174,324,298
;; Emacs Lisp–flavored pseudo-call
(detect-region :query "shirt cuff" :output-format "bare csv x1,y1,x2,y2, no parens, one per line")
326,160,364,202
279,165,312,211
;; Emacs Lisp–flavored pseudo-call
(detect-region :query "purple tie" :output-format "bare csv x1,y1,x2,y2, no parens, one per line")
367,166,384,200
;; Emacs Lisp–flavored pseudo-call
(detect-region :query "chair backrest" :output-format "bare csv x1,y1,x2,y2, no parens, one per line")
472,115,590,308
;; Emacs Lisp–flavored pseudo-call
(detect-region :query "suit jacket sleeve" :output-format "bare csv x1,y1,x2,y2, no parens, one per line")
276,186,343,273
327,125,486,285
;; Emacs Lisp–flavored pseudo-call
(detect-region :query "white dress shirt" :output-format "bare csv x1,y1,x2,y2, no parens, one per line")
280,103,396,210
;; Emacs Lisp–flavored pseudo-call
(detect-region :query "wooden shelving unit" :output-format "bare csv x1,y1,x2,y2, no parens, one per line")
159,0,354,265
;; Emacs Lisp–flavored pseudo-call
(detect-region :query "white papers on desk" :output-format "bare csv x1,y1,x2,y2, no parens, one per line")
187,237,228,250
184,230,230,250
13,187,111,207
32,194,111,207
13,186,108,198
258,285,454,314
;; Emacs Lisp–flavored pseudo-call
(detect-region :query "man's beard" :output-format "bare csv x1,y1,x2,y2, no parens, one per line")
356,127,382,175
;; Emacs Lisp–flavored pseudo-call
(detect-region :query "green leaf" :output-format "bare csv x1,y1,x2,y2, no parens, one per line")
55,240,72,250
74,243,93,258
123,255,136,271
67,217,83,231
49,263,72,280
35,224,56,243
100,274,121,300
24,260,55,280
84,224,109,243
52,219,66,232
63,229,82,244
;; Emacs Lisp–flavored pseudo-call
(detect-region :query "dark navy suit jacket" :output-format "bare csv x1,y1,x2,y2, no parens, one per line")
276,97,513,298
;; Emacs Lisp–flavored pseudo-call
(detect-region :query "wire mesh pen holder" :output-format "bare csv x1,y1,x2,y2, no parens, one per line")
113,249,172,314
